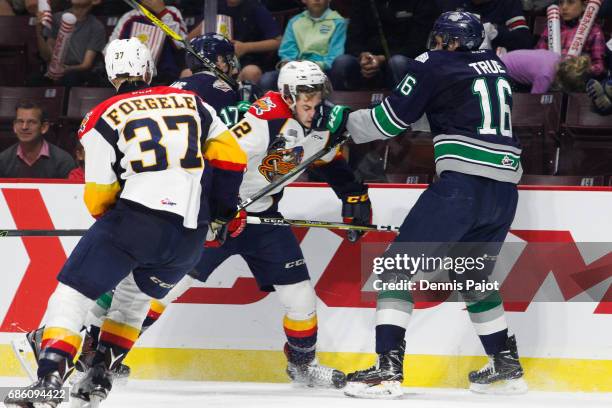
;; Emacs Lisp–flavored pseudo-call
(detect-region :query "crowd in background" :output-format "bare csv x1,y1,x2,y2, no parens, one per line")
1,0,612,179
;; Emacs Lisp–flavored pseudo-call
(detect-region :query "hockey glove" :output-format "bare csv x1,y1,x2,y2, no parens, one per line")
341,189,372,243
205,209,247,248
312,101,352,148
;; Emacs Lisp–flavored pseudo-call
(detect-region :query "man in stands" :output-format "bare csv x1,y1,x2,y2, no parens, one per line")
0,101,76,178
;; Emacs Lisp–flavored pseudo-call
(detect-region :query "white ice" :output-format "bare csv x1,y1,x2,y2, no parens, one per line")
1,377,611,408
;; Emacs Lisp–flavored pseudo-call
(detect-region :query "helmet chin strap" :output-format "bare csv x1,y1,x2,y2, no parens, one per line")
282,94,297,112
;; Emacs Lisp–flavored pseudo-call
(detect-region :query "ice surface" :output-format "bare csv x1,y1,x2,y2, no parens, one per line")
1,377,610,408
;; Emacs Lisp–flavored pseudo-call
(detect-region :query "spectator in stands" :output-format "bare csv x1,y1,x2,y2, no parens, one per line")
67,140,84,182
187,0,282,84
35,0,106,87
536,0,606,78
331,0,440,90
500,49,591,93
0,101,76,179
259,0,346,91
441,0,533,51
110,0,189,84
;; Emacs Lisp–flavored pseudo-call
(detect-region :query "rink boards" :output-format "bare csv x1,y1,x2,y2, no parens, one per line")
0,181,610,392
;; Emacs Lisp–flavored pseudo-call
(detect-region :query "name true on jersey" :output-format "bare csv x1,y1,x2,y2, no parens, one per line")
105,95,197,126
469,60,506,75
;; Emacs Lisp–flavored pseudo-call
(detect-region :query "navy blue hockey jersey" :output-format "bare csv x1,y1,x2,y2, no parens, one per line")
171,72,241,127
346,49,522,184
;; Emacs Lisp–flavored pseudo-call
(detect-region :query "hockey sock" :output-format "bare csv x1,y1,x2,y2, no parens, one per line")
465,290,509,355
37,283,93,377
94,319,139,365
375,289,413,354
38,327,82,378
283,314,318,365
275,281,318,365
141,300,166,332
140,274,195,333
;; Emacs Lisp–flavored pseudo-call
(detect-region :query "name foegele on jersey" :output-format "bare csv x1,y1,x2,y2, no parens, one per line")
105,94,197,126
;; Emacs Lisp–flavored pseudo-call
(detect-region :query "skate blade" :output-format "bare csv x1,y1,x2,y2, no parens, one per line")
470,377,528,395
69,396,91,408
88,395,104,408
33,402,56,408
4,402,35,408
10,338,37,381
344,381,403,399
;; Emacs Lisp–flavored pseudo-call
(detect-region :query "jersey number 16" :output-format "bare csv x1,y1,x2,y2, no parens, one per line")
472,77,512,137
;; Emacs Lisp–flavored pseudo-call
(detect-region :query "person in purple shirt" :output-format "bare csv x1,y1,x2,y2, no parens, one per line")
500,49,592,93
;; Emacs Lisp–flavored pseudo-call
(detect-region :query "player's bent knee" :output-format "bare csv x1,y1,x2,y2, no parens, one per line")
274,280,316,320
44,283,95,333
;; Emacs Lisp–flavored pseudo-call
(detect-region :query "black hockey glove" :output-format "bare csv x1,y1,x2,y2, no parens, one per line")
341,188,372,243
311,101,351,148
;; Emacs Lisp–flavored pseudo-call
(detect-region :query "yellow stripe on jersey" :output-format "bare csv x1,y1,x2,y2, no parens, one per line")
203,130,247,171
84,181,121,218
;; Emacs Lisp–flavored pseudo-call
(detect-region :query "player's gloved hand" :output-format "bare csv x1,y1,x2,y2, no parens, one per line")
236,100,251,114
311,101,352,148
205,209,247,247
341,189,372,243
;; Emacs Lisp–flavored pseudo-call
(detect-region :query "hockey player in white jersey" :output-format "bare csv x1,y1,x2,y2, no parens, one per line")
127,60,371,388
4,38,246,408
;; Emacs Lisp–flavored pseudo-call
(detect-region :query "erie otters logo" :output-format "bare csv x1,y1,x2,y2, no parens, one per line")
252,97,276,115
258,146,304,182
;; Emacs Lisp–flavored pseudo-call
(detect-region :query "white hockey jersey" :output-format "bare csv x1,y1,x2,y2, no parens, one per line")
78,85,246,228
231,92,340,213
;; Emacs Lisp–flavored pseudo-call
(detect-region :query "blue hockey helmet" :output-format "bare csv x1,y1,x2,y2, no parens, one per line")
186,33,239,75
427,11,485,51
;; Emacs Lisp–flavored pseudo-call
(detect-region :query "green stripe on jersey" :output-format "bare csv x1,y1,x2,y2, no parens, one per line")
372,103,406,137
434,141,520,170
466,291,503,314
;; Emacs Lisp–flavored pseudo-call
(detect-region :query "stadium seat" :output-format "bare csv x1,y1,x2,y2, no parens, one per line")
0,16,40,82
328,91,389,110
512,92,562,174
66,87,116,119
519,174,604,186
0,87,66,122
559,93,612,174
0,45,28,86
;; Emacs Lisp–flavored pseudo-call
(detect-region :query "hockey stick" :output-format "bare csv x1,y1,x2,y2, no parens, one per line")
236,139,347,212
247,216,399,232
120,0,239,90
0,229,87,237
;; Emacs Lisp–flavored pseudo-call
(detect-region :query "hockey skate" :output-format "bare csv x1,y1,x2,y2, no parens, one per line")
284,342,346,389
469,335,528,395
70,347,125,408
4,358,73,408
344,341,405,399
71,328,130,386
287,358,347,389
10,326,45,381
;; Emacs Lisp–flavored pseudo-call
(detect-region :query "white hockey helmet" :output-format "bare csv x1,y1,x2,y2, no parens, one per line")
105,37,155,85
277,60,330,108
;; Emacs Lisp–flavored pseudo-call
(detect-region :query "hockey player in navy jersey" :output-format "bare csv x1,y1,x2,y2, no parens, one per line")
171,33,261,127
318,12,527,398
4,38,246,408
